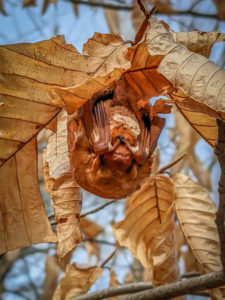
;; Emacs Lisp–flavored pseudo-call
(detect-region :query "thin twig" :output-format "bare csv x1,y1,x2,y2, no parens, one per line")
156,153,186,175
137,0,148,18
49,200,119,227
83,238,116,247
214,119,225,273
81,200,118,218
100,248,117,268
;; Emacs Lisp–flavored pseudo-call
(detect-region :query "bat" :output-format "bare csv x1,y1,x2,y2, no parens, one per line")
68,76,167,199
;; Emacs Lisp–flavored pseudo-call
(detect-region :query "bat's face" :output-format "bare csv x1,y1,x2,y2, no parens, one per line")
68,78,165,199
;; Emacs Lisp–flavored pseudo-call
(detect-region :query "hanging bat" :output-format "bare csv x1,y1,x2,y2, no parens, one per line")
68,76,167,199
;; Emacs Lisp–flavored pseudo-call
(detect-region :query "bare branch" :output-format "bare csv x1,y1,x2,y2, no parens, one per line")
120,271,225,300
81,200,119,218
100,248,117,267
83,238,116,247
70,271,224,300
71,281,153,300
65,0,222,19
215,119,225,272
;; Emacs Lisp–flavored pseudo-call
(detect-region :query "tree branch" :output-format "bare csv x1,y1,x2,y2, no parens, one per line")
65,0,221,19
120,271,225,300
72,271,224,300
215,119,225,272
72,281,153,300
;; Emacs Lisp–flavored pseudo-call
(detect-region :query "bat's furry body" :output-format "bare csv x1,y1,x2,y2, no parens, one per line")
68,77,165,199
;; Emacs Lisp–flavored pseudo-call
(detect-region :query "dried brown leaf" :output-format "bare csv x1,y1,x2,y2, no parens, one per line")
151,205,180,285
174,174,225,298
53,264,103,300
0,137,56,254
56,33,131,114
57,31,173,115
146,17,225,147
174,173,220,273
43,111,82,257
1,34,117,254
171,31,225,58
113,175,178,285
147,17,225,113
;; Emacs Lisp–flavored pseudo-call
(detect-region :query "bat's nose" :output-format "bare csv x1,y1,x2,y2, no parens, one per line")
116,135,124,141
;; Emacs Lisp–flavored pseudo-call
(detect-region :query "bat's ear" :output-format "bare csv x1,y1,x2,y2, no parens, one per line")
149,117,165,153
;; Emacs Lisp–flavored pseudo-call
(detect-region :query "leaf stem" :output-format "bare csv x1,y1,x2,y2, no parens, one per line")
156,153,186,175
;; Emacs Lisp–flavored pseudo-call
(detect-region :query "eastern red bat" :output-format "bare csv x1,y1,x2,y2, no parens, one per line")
68,77,166,199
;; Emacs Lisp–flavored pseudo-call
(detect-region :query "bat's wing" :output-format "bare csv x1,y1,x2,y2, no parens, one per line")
122,115,165,165
81,100,112,155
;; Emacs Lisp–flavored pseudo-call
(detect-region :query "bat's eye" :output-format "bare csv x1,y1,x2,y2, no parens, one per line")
142,113,151,130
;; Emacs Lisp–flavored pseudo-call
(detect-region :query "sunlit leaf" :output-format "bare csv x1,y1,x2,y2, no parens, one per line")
146,17,225,147
0,137,56,254
171,31,225,58
114,174,179,284
174,173,225,298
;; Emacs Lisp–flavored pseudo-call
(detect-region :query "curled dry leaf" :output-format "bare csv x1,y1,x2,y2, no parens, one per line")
147,17,225,114
43,110,82,257
145,17,225,147
113,174,179,285
53,264,103,300
171,31,225,58
174,173,225,298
